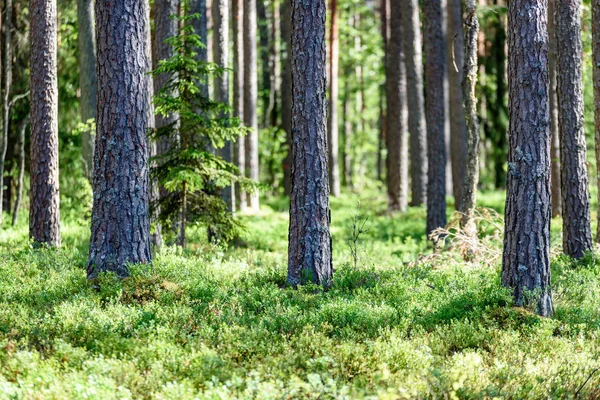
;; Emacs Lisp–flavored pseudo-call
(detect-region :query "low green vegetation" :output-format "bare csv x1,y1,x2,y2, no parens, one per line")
1,190,600,399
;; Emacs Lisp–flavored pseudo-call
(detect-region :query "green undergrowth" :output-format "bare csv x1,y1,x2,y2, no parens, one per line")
2,190,600,398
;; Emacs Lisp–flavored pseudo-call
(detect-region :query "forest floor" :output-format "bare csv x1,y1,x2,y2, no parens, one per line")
2,187,600,398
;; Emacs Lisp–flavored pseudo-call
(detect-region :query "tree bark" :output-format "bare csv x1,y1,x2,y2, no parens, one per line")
287,0,332,286
593,0,600,242
328,0,341,197
548,0,561,218
232,0,247,210
78,0,97,181
268,1,280,127
556,0,593,259
502,0,553,317
386,0,408,212
281,0,292,196
12,114,29,226
424,0,447,235
447,0,467,211
401,0,427,207
191,0,208,94
29,0,61,246
0,0,12,226
88,0,153,278
244,0,260,209
257,0,270,128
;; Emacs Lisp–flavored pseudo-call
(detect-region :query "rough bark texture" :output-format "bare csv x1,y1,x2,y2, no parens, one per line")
460,0,479,234
244,0,260,209
78,0,97,181
29,0,61,246
548,0,561,218
281,0,292,196
12,114,29,226
213,0,233,211
386,0,408,212
594,0,600,242
401,0,427,207
287,0,332,286
0,0,12,226
327,0,341,197
502,0,553,317
447,0,467,211
232,0,247,210
556,0,593,259
423,0,447,235
88,0,153,278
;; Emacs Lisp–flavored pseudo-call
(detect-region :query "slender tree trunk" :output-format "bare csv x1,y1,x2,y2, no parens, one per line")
342,68,353,188
447,0,467,211
386,0,408,212
424,0,447,235
502,0,552,317
78,0,97,181
244,0,260,209
379,0,388,184
257,0,270,128
232,0,247,210
12,114,29,226
460,0,479,235
287,0,331,286
328,0,341,197
191,0,208,94
593,0,600,242
0,0,12,226
556,0,592,259
402,0,427,206
281,0,292,196
549,0,561,218
88,0,153,278
442,0,453,199
269,1,280,127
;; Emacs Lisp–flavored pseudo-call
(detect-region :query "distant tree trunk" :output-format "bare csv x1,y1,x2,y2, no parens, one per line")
287,0,332,286
402,0,427,206
213,0,233,211
556,0,593,259
441,0,453,199
191,0,208,93
257,0,270,128
88,0,152,278
269,1,280,127
593,0,600,242
423,0,447,236
342,67,353,188
447,0,467,211
232,0,247,210
0,0,12,226
460,0,479,235
386,0,408,212
281,0,292,196
12,114,29,226
379,0,388,184
502,0,552,317
244,0,260,209
548,0,561,218
328,0,341,197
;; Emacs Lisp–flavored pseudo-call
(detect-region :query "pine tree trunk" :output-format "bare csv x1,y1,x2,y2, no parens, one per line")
257,0,270,128
213,0,233,211
29,0,60,246
12,114,29,226
281,0,292,196
556,0,593,259
244,0,260,209
447,0,467,211
502,0,553,317
287,0,332,286
402,0,427,207
386,0,408,212
78,0,97,181
88,0,153,278
424,0,447,235
191,0,208,94
269,1,280,127
328,0,341,197
460,0,479,235
548,0,561,218
232,0,247,210
593,0,600,242
0,0,12,226
342,70,353,188
442,0,453,199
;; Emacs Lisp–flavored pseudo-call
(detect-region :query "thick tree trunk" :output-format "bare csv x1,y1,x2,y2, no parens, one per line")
423,0,447,235
548,0,561,218
556,0,593,259
386,0,408,212
593,0,600,242
447,0,467,211
213,0,233,211
78,0,97,181
12,114,29,226
502,0,553,317
281,0,292,196
460,0,479,235
232,0,247,210
287,0,332,286
88,0,153,278
29,0,60,246
402,0,427,207
0,0,12,226
328,0,341,197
